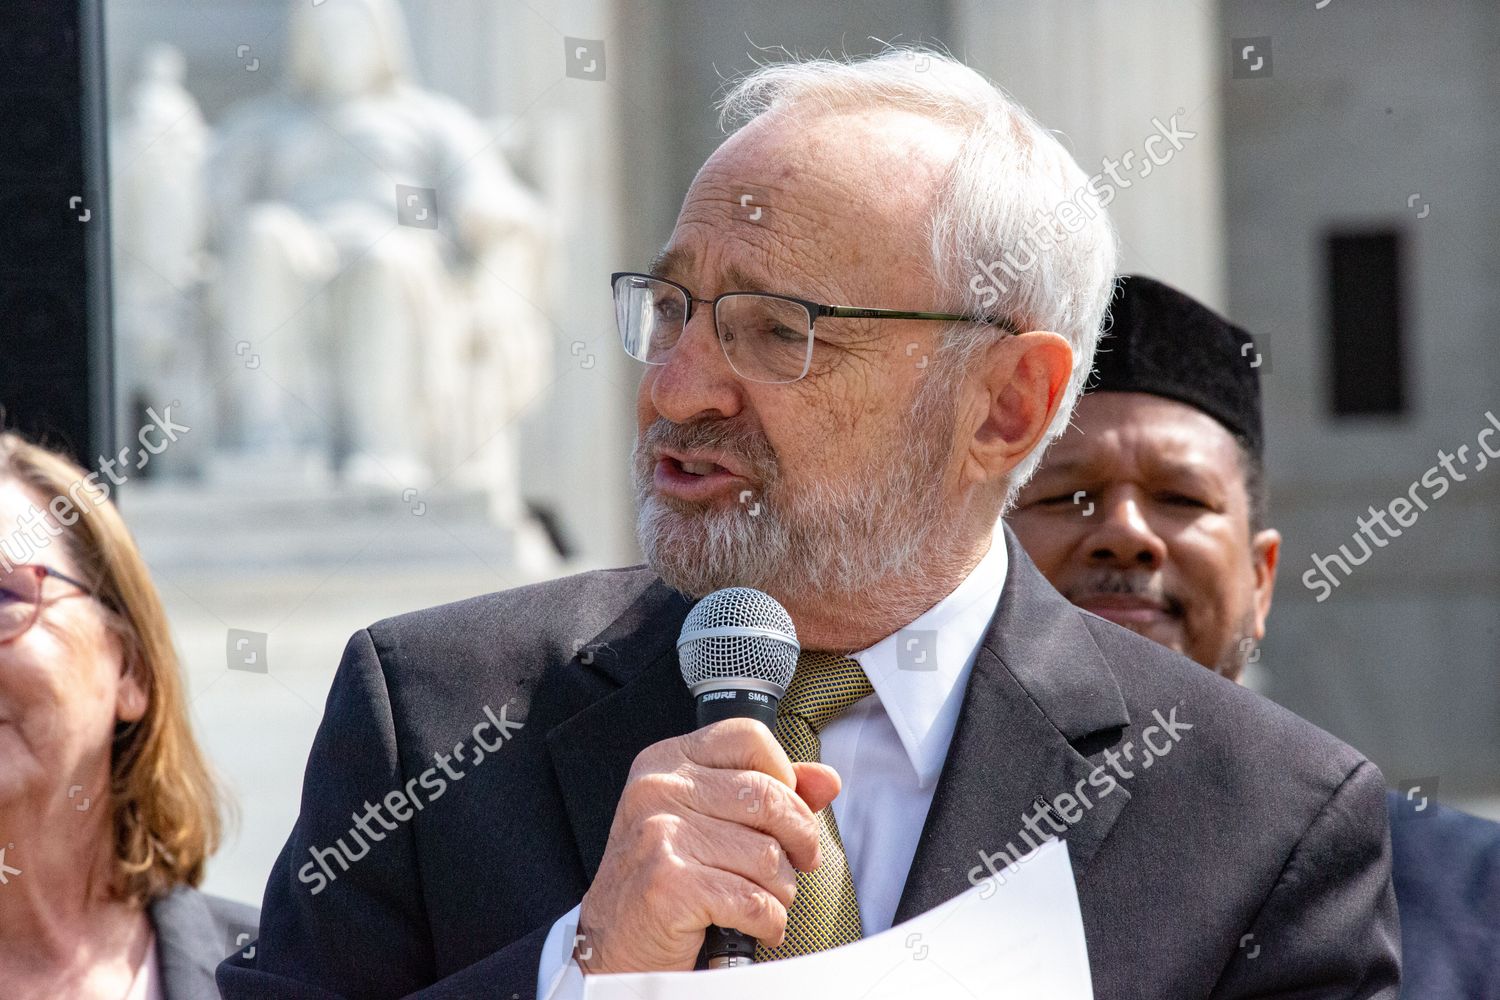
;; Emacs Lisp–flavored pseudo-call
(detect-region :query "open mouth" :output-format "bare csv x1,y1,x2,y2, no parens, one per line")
654,455,749,500
674,458,725,476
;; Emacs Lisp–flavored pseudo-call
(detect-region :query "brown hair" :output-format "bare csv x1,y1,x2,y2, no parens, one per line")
0,431,223,906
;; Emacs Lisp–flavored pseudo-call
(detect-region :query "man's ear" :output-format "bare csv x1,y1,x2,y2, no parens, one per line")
964,331,1073,488
1250,527,1281,639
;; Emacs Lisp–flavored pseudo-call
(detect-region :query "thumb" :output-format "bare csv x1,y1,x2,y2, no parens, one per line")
790,761,841,814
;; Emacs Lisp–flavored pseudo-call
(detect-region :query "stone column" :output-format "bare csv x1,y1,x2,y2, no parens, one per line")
950,0,1226,309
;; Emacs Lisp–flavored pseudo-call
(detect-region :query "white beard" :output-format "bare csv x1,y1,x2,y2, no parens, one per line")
632,363,968,611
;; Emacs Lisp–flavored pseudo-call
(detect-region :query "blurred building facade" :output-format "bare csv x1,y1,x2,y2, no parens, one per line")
1219,0,1500,800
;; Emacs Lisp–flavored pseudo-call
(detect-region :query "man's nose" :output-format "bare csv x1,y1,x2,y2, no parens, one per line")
1083,492,1167,570
647,307,743,424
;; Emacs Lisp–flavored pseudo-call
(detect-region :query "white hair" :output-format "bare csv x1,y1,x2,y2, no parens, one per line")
717,46,1119,505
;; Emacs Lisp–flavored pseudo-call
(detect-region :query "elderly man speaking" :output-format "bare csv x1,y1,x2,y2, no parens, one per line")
219,50,1398,999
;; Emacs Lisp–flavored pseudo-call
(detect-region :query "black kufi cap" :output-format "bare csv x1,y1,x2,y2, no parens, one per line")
1088,275,1263,456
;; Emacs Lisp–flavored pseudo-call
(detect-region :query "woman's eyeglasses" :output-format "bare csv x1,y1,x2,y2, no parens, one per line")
0,564,94,643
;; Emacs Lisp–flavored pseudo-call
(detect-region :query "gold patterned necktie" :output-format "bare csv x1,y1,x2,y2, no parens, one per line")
755,650,874,962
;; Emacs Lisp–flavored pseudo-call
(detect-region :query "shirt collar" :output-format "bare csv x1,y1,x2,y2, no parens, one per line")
850,519,1009,788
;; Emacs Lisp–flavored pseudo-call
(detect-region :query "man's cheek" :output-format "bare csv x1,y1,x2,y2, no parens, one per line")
1036,545,1079,586
1013,522,1080,580
1176,599,1219,660
1159,621,1191,654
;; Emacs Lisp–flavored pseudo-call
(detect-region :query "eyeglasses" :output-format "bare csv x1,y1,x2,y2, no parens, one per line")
0,564,94,644
611,271,1018,384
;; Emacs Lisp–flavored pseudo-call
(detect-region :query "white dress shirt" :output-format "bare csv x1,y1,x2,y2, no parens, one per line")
538,519,1009,998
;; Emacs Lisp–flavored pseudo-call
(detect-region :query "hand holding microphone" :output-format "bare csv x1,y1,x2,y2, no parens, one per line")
574,588,839,975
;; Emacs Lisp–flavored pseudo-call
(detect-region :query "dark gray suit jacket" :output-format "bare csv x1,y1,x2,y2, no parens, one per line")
219,528,1399,998
148,886,258,999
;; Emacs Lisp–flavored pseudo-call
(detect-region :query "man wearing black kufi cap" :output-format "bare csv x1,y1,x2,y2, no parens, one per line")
1009,274,1278,678
1011,274,1500,994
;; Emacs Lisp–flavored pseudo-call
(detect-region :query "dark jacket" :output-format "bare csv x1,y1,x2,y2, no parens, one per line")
148,885,259,999
1388,791,1500,998
219,527,1399,998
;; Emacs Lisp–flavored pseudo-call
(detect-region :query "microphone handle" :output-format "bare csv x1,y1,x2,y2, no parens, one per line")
695,689,782,968
695,689,779,729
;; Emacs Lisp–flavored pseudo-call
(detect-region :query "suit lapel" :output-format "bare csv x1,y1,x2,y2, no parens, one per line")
893,527,1133,923
546,578,696,881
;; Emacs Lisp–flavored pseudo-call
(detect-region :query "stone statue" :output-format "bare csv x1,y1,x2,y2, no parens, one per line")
204,0,554,507
111,42,212,478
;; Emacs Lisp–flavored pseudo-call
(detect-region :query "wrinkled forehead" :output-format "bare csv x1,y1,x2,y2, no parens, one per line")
1050,392,1246,477
666,108,961,304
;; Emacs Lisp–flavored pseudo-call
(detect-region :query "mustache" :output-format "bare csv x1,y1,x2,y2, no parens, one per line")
636,416,778,483
1064,570,1185,618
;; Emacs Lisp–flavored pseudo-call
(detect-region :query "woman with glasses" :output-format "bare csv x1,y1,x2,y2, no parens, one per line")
0,431,256,999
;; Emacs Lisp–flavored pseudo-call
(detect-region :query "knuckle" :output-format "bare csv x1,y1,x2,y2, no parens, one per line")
758,840,783,881
749,887,786,934
639,811,681,845
670,758,705,789
718,715,760,738
629,739,670,776
690,720,733,750
711,717,765,753
642,851,689,900
622,766,654,795
749,720,781,751
783,813,820,862
727,770,769,815
631,771,686,809
759,783,798,833
800,808,822,845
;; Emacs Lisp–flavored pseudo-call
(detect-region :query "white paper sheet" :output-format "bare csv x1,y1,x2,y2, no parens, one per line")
581,837,1093,1000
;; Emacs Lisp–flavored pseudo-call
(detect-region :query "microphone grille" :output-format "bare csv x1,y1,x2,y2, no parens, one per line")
678,587,799,696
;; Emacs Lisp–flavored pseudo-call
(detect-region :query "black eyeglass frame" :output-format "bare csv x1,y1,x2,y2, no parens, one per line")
610,270,1021,383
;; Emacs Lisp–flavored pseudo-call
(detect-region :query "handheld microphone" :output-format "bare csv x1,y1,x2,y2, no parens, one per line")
677,587,799,969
